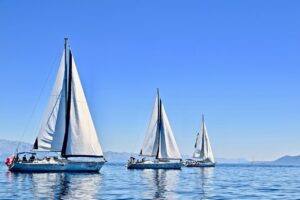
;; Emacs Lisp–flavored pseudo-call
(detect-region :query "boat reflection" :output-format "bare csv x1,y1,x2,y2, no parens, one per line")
141,169,180,199
195,167,215,199
9,172,102,199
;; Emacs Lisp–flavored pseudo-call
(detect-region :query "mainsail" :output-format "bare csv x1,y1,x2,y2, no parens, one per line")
140,90,181,160
61,51,103,157
33,39,103,158
193,115,215,163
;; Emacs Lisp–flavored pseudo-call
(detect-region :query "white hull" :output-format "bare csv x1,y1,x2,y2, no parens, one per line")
183,160,215,167
127,161,181,170
8,160,105,172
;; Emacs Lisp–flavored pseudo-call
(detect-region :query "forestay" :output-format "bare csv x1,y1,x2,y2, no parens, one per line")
140,95,159,156
33,51,66,151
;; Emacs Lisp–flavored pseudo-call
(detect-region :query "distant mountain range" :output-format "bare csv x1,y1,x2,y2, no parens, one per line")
271,155,300,166
0,139,248,163
0,139,299,165
0,139,32,161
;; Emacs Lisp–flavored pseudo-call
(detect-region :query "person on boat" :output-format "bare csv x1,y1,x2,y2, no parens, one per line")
128,157,136,164
22,155,27,162
15,154,19,161
29,154,35,162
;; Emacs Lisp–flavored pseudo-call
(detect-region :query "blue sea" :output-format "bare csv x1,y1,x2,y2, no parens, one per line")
1,163,300,199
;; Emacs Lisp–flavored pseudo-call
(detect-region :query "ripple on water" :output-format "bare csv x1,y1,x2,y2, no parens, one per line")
1,163,300,199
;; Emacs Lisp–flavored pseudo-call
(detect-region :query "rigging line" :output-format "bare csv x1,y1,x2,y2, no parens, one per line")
131,95,155,158
32,51,63,137
32,52,62,138
16,50,61,152
132,124,149,158
131,118,146,157
130,121,140,157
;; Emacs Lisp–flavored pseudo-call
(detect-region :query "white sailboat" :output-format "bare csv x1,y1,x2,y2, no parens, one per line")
127,89,182,169
184,115,215,167
6,39,106,172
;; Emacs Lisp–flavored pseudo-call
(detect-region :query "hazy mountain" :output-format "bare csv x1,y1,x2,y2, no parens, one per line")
102,151,250,164
215,158,249,164
271,155,300,166
103,151,137,163
1,139,283,164
0,139,32,161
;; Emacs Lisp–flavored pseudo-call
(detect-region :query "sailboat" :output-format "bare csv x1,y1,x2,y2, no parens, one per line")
6,39,106,172
184,115,215,167
127,89,182,169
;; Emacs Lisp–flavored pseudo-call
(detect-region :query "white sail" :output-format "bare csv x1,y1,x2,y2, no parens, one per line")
64,53,103,157
140,91,181,160
193,117,215,163
34,51,66,151
158,103,181,160
140,94,159,156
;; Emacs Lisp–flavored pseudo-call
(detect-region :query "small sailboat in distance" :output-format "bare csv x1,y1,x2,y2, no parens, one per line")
184,115,215,167
6,39,106,172
127,89,182,169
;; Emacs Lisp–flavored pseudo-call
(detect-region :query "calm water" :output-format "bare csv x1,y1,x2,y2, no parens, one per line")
1,163,300,199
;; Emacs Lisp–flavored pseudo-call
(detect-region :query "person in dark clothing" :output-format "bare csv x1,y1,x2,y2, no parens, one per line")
29,155,35,162
22,155,27,162
15,154,19,161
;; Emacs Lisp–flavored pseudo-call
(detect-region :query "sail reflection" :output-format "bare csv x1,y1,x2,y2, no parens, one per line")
195,167,215,199
29,173,102,199
141,169,180,199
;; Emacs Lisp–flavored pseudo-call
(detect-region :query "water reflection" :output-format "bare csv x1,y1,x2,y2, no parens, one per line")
141,169,180,199
3,164,300,199
8,172,102,199
195,167,215,199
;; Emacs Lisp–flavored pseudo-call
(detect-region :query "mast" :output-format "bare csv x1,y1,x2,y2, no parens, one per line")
64,38,68,111
61,38,72,158
156,88,161,159
201,114,205,158
157,88,160,126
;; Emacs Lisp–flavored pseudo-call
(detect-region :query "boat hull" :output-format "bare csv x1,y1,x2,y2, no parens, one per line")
8,161,105,172
184,161,215,167
127,162,181,170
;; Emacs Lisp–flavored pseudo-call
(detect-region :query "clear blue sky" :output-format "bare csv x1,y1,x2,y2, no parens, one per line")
0,1,299,161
